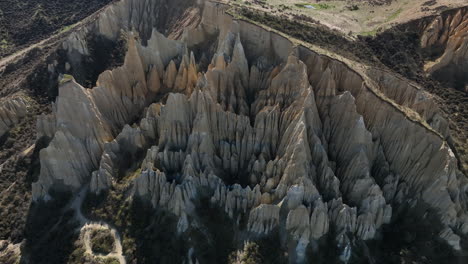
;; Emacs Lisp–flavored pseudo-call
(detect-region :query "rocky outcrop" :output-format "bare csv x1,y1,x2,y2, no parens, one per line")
32,36,157,199
0,94,28,137
367,68,449,138
36,112,56,141
31,0,468,262
61,0,202,85
248,204,280,235
421,7,468,91
90,124,147,194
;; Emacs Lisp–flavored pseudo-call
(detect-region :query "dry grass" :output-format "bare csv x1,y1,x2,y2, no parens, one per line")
227,0,467,36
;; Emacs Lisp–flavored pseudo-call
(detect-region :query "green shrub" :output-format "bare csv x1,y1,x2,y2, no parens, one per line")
100,258,120,264
90,229,115,255
348,5,359,11
228,242,262,264
295,3,333,10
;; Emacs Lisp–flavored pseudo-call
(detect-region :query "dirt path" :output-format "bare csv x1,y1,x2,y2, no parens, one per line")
0,0,115,60
81,223,126,263
70,188,126,264
0,37,52,69
0,2,110,70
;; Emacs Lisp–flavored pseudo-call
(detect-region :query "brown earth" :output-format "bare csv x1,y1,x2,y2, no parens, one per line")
0,0,115,58
231,0,467,36
0,0,122,248
318,0,395,5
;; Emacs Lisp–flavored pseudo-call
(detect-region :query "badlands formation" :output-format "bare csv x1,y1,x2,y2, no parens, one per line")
0,0,467,263
421,7,468,91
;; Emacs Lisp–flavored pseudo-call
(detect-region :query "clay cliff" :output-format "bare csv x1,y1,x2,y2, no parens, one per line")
26,1,468,263
0,0,466,263
421,7,468,92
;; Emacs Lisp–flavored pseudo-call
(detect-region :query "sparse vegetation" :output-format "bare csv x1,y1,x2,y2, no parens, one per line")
361,28,424,81
59,25,74,34
294,3,334,10
0,0,114,57
0,242,19,264
359,29,378,37
60,74,74,85
387,8,403,22
347,4,360,11
237,7,380,66
68,246,87,264
82,171,186,264
68,241,120,264
90,229,115,255
0,95,49,245
100,258,120,264
229,242,263,264
1,39,9,49
22,194,80,264
80,32,127,88
361,15,468,176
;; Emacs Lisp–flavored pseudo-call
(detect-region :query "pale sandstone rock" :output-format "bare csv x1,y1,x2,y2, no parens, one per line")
367,68,449,137
36,113,56,141
33,36,157,199
310,200,329,239
90,125,147,194
0,94,28,137
247,204,280,235
421,8,468,79
33,0,468,255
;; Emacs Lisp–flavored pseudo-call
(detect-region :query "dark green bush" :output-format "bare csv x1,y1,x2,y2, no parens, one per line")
90,229,115,255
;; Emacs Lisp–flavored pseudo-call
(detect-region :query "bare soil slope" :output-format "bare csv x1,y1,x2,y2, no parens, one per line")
232,0,467,36
0,0,114,58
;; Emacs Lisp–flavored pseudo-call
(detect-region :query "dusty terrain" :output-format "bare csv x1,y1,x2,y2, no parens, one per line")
231,0,467,36
0,0,114,58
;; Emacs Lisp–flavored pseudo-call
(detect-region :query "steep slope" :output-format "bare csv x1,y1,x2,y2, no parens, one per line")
0,0,115,58
23,1,468,263
421,6,468,91
362,6,468,176
0,0,467,263
0,0,202,263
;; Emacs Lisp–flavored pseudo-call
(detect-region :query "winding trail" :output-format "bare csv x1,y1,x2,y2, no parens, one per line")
70,188,126,264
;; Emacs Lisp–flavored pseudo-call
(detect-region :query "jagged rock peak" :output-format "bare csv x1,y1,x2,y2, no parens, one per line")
31,1,468,260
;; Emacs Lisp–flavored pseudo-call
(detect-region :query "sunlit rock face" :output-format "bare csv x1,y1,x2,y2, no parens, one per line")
31,0,468,262
421,7,468,91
